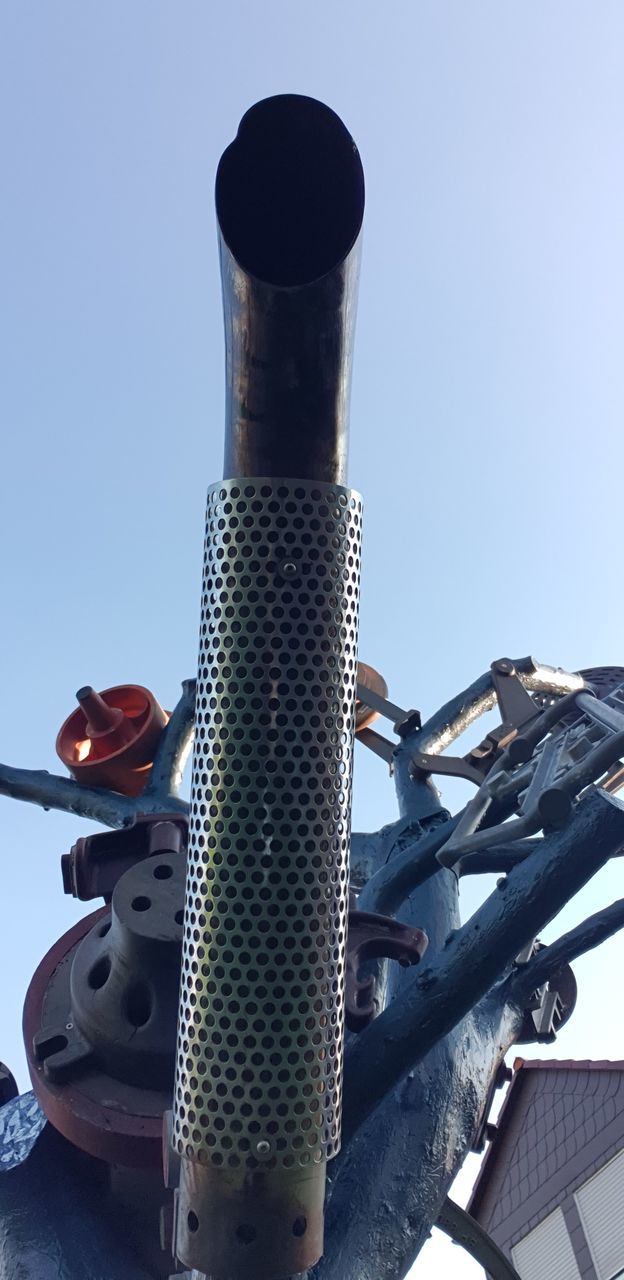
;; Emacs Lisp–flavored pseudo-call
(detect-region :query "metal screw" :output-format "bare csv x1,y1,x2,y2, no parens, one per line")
65,1022,73,1031
256,1140,271,1157
281,562,298,578
494,659,514,675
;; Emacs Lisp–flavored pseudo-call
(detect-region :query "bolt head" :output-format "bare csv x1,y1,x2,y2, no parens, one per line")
494,659,514,675
281,562,298,578
256,1140,271,1156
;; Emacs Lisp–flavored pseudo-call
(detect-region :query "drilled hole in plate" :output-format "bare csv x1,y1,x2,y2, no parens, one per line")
98,921,111,938
175,909,184,925
88,955,111,990
236,1223,256,1245
188,1211,199,1233
37,1034,68,1060
124,983,152,1028
131,896,151,912
292,1216,307,1237
153,864,173,880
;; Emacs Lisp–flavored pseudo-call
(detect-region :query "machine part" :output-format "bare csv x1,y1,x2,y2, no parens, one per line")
489,659,543,733
356,726,396,767
471,1062,513,1154
354,670,420,768
514,943,577,1044
61,812,188,901
437,681,624,866
436,1197,522,1280
172,476,362,1279
0,1063,18,1108
217,95,364,485
411,660,543,789
56,683,169,797
345,911,428,1031
410,750,485,788
175,1162,325,1279
25,830,186,1166
355,663,388,732
355,676,421,739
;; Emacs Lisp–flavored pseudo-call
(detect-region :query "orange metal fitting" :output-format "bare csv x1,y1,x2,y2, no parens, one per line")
56,684,169,797
356,662,389,731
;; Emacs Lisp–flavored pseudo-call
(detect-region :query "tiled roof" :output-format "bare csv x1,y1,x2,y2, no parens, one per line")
467,1057,624,1219
513,1057,624,1071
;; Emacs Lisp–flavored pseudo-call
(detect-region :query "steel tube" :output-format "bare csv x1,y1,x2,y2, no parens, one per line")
217,94,364,483
172,96,364,1280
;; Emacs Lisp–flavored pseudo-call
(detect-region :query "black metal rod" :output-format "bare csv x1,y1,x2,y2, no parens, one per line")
216,94,365,483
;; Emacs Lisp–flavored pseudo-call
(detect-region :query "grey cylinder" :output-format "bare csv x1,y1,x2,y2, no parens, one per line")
173,477,362,1277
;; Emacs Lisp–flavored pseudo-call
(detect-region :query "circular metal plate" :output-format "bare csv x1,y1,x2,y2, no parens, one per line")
174,478,362,1172
24,910,169,1167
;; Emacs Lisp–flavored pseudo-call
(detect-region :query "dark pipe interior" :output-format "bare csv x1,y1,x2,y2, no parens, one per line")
216,94,364,287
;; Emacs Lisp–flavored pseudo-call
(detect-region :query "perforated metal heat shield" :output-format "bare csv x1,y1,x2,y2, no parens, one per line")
173,478,362,1277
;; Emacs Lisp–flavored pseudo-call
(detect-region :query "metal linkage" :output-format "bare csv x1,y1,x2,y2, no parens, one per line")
345,911,428,1031
513,941,577,1043
437,674,624,867
355,678,421,767
412,659,550,788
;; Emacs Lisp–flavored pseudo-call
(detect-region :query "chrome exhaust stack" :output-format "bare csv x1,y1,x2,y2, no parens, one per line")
172,94,364,1279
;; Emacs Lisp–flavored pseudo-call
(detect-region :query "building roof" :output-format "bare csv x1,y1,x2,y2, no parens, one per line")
467,1057,624,1219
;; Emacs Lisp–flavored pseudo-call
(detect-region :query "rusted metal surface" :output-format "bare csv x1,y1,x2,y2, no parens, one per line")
25,907,172,1167
175,1160,325,1279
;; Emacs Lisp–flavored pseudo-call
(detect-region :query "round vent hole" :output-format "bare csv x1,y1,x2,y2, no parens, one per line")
124,983,152,1027
88,956,111,990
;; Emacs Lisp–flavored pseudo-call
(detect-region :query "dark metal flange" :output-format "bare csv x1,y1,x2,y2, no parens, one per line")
25,844,186,1167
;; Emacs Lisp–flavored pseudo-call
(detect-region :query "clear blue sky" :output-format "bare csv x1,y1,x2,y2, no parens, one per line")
1,4,623,1275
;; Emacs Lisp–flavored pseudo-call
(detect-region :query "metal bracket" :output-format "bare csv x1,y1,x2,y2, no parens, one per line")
471,1061,513,1154
514,942,578,1044
61,812,188,901
355,681,421,768
346,910,428,1031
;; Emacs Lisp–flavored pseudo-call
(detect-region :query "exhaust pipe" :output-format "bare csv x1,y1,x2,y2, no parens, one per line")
218,93,364,483
172,95,364,1279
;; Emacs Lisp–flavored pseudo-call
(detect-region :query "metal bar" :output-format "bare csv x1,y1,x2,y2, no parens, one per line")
417,658,584,757
436,1197,522,1280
